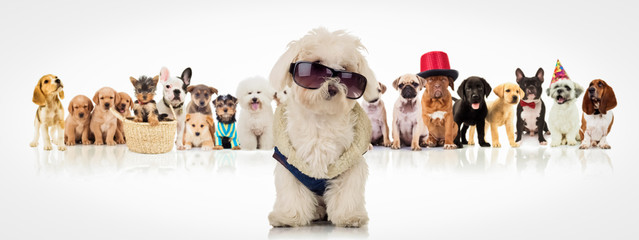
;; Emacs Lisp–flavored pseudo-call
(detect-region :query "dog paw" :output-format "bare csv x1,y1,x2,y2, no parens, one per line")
213,146,224,150
598,143,611,149
391,141,401,150
116,139,126,144
106,140,116,146
492,142,501,148
94,140,104,146
510,142,520,148
149,120,159,127
367,144,373,151
443,144,457,150
43,144,53,151
540,141,547,146
57,145,67,151
82,140,92,145
461,139,468,144
268,211,310,227
332,214,369,228
30,141,38,147
232,146,241,150
382,140,392,147
567,140,578,146
550,142,560,147
579,144,590,149
133,118,143,123
479,142,491,147
467,140,475,145
65,140,75,146
411,145,422,151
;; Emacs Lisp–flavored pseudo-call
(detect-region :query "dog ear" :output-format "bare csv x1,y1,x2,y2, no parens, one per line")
356,55,380,102
599,82,617,114
92,90,100,104
68,101,74,115
447,76,455,91
181,67,192,85
160,67,170,83
582,91,595,115
535,68,545,83
129,77,137,87
114,89,121,105
185,114,192,123
546,87,551,97
379,82,387,94
88,100,94,112
518,86,525,99
152,75,160,86
457,79,467,101
416,75,426,88
392,77,400,90
269,41,300,91
515,68,525,83
481,77,492,98
493,84,504,99
59,90,64,100
206,115,214,127
573,82,584,98
32,79,46,106
209,87,218,95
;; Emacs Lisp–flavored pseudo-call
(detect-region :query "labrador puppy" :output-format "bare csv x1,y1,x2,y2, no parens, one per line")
64,95,93,145
469,83,524,148
90,87,120,145
114,92,132,144
453,76,491,148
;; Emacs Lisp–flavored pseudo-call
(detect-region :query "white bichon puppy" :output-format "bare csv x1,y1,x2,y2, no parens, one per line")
546,79,584,147
268,27,380,228
236,76,275,150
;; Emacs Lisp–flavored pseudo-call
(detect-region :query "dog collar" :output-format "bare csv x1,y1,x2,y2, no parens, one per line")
520,100,536,108
135,100,155,105
273,103,371,179
162,97,184,109
273,147,328,196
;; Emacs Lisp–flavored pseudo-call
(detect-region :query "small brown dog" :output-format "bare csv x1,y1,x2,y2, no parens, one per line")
64,95,93,145
421,75,458,149
90,87,120,145
130,76,161,126
213,94,240,150
470,83,524,147
183,113,216,150
114,92,132,143
186,84,218,115
31,74,66,151
362,82,391,147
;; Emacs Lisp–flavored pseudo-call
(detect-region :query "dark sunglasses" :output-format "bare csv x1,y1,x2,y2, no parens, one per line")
289,61,367,99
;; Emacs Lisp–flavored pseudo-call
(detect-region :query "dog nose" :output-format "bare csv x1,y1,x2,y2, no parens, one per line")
195,132,200,136
557,89,563,94
121,104,126,108
588,87,596,92
173,89,181,95
472,94,479,100
55,79,60,84
223,108,228,113
512,96,518,102
328,84,338,97
79,113,84,118
252,97,258,103
200,101,205,105
105,103,110,107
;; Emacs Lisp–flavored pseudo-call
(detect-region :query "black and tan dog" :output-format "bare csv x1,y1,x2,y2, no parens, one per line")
213,94,240,150
130,75,164,126
515,68,549,145
453,76,491,148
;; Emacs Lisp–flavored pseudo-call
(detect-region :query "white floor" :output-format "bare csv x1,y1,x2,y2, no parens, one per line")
2,135,637,240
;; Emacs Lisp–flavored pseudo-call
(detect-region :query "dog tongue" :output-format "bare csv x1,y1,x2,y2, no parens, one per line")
471,103,480,109
557,97,565,104
251,103,259,110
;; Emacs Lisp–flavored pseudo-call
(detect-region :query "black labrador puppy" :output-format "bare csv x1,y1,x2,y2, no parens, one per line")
453,76,492,148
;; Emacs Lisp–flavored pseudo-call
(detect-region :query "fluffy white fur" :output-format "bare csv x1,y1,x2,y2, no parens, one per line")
236,76,275,150
268,27,379,227
157,67,191,149
546,80,584,147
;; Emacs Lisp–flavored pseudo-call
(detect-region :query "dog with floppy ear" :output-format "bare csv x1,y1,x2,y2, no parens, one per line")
453,76,492,148
579,79,616,149
30,74,66,151
65,95,93,145
469,83,524,148
362,82,392,148
390,74,429,150
114,92,132,144
90,87,120,145
183,113,216,150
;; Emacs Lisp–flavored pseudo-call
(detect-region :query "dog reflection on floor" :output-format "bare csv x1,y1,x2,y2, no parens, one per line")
578,150,613,175
268,221,368,239
215,151,237,174
515,148,549,176
181,151,215,174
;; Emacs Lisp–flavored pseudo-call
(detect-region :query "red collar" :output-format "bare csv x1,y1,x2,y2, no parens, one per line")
135,100,153,105
520,100,536,108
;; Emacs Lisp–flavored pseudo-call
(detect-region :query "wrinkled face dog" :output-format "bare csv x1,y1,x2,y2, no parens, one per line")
393,74,423,100
116,92,132,115
584,79,617,113
160,67,191,104
213,94,238,123
547,80,583,105
187,84,218,109
425,75,454,99
516,68,544,101
236,77,274,112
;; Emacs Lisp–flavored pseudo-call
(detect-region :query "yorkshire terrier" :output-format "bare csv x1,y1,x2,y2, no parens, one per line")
129,75,167,126
213,94,240,150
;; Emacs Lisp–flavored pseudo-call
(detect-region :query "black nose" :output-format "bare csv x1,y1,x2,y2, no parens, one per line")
79,113,84,118
174,89,181,95
512,96,518,102
588,87,596,92
55,79,60,84
557,89,563,94
120,104,126,108
252,98,258,103
328,84,338,97
224,109,228,113
195,132,200,136
105,103,110,107
200,101,205,105
471,94,480,100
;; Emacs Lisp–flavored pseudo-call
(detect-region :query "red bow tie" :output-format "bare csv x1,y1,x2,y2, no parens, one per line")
520,101,536,108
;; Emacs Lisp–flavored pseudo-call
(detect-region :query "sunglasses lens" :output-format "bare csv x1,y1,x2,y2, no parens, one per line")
339,72,367,99
294,62,332,89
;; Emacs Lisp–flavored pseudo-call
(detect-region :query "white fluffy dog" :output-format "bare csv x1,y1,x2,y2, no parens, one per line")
236,76,275,150
546,80,584,147
268,27,379,228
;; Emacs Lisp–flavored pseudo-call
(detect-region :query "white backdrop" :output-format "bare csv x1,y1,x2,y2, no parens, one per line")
2,0,638,239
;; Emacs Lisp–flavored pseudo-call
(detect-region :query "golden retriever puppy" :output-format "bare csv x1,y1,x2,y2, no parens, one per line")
90,87,120,145
114,92,132,144
64,95,93,145
469,83,524,147
30,74,66,151
183,113,216,150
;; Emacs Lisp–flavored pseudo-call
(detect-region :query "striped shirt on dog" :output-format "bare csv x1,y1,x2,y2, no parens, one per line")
215,122,239,148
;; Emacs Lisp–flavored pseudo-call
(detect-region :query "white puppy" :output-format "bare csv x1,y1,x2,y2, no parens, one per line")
157,67,191,149
546,80,584,147
268,27,379,228
274,85,290,106
236,76,275,150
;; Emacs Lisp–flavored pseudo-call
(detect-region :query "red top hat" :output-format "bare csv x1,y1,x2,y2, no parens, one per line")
417,51,458,80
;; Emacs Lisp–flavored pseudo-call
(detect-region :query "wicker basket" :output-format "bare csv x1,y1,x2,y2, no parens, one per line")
110,108,177,154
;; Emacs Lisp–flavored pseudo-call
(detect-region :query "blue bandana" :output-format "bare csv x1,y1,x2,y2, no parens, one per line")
273,147,328,196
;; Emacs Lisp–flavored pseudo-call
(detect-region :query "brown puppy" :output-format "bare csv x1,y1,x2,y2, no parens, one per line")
30,74,66,151
579,79,617,149
114,92,132,144
64,95,93,145
421,75,458,149
362,82,392,147
186,84,218,115
130,76,161,126
470,83,524,147
90,87,120,145
213,94,240,150
183,113,216,150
